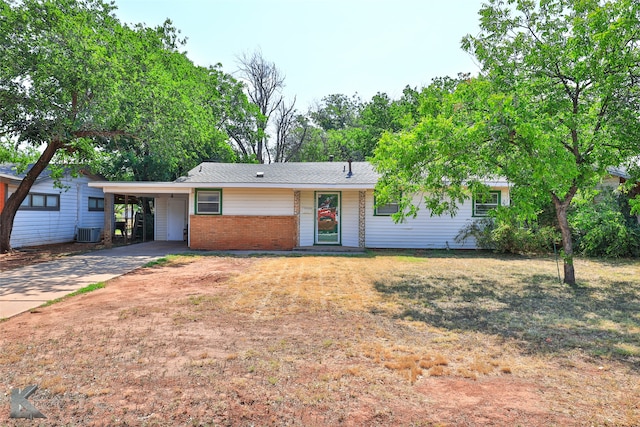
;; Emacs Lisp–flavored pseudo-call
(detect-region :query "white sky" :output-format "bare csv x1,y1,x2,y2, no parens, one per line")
112,0,484,110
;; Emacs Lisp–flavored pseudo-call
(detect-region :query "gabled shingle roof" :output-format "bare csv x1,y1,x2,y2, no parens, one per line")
0,164,103,184
175,162,379,186
607,166,631,180
0,164,53,183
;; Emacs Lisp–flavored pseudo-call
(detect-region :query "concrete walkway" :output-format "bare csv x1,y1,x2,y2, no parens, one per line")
0,241,188,319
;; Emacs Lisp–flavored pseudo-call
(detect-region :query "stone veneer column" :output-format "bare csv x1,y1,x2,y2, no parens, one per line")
358,190,366,248
294,191,301,247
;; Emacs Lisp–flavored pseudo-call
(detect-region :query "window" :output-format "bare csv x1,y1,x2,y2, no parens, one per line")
375,201,400,216
374,193,400,216
196,189,221,214
88,197,104,211
473,191,501,217
19,192,60,211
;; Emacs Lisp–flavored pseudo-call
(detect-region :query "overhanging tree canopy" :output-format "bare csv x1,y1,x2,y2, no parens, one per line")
0,0,247,252
373,0,640,286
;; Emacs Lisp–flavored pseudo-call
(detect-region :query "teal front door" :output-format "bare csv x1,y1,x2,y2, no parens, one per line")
315,192,341,244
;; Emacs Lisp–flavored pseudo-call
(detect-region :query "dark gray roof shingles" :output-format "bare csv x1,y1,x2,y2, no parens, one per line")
0,164,53,181
175,162,380,185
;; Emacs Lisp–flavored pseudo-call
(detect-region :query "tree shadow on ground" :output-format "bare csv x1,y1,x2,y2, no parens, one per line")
374,272,640,370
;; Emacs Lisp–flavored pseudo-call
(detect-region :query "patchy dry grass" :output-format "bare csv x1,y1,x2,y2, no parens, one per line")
217,253,640,425
1,252,638,426
371,255,640,364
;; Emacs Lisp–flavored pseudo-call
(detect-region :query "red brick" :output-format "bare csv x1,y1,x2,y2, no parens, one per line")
0,183,5,214
189,215,297,250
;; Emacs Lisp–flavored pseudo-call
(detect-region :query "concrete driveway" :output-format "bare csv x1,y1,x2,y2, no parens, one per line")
0,241,188,319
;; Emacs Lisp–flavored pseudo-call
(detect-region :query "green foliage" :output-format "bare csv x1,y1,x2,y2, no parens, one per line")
144,257,170,268
40,282,106,308
0,0,250,183
630,196,640,217
373,0,640,285
569,189,640,258
310,93,362,131
456,209,560,254
93,59,241,181
0,0,256,250
287,88,423,162
461,189,640,258
373,75,490,221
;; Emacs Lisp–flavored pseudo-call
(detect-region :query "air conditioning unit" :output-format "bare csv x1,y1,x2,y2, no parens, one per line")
77,227,101,243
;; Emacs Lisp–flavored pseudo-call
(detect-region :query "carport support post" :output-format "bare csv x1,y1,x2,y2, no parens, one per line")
104,193,114,248
124,194,129,245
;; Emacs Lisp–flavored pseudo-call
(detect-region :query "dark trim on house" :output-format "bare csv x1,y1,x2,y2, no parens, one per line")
19,192,60,211
472,191,501,217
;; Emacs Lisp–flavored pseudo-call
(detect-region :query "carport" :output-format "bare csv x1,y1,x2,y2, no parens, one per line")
88,182,192,247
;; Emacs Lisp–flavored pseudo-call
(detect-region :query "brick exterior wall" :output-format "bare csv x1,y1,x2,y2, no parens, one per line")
190,215,297,251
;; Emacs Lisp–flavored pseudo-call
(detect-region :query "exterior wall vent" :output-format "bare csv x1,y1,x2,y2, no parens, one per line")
256,172,264,178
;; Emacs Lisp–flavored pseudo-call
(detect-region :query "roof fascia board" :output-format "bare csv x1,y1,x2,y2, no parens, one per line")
90,182,376,191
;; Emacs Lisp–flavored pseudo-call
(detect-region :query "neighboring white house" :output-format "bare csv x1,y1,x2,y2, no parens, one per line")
89,161,510,251
0,164,106,248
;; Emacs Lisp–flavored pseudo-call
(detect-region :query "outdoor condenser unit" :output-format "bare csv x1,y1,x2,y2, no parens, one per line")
77,227,101,243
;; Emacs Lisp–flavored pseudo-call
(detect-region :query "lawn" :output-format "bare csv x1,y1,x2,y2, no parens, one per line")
0,252,638,426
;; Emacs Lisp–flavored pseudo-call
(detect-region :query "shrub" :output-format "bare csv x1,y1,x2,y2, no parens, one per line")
569,189,640,258
456,211,559,255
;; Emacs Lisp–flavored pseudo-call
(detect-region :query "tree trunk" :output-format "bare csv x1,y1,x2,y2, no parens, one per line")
0,141,62,253
257,138,264,164
553,196,577,287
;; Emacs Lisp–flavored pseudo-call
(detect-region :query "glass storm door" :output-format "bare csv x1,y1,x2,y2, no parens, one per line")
315,192,341,244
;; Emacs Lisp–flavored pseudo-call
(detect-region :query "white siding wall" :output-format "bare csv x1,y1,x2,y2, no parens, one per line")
340,191,359,247
182,186,511,249
598,176,621,191
365,188,510,249
186,188,294,245
153,194,193,242
297,190,360,247
78,182,106,229
221,188,293,215
299,191,315,246
9,176,105,247
155,197,168,241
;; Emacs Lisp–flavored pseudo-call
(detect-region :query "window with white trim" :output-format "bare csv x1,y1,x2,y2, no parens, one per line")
473,191,501,217
196,189,221,214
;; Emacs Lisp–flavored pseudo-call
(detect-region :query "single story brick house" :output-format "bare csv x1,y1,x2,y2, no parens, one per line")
89,161,511,251
0,164,106,247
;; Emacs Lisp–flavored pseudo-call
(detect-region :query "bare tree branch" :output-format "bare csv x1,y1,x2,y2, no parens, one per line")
236,50,286,163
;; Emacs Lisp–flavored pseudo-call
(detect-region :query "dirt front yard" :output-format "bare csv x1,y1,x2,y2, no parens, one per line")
1,253,639,426
0,242,103,272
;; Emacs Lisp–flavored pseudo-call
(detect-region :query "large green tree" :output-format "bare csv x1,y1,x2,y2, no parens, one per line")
0,0,236,251
93,53,242,181
373,0,640,286
287,92,417,162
